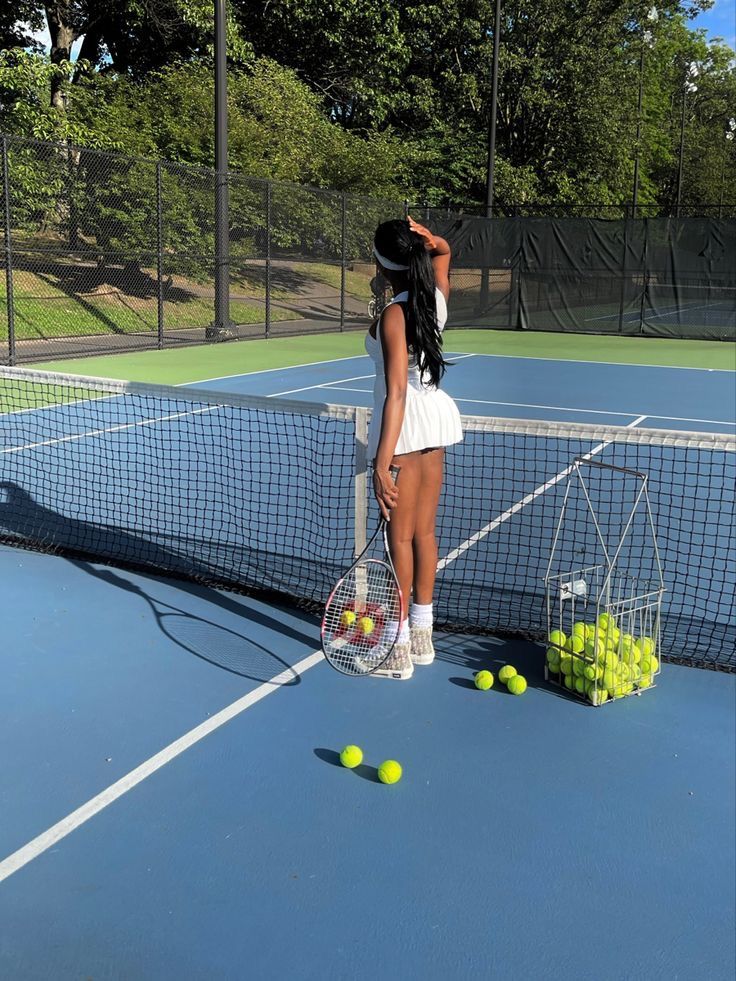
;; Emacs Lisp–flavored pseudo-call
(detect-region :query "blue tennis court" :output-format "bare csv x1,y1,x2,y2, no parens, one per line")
1,351,734,979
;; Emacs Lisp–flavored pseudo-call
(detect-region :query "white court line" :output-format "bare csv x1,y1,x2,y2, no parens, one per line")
436,415,649,571
317,389,731,428
268,374,375,398
1,405,220,455
268,356,476,399
0,650,325,884
186,355,370,388
447,352,735,372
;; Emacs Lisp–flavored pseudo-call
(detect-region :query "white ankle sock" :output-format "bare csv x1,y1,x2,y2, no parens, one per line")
398,619,411,643
410,603,433,628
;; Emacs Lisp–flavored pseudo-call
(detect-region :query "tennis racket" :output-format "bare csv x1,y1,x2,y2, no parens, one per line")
321,467,403,676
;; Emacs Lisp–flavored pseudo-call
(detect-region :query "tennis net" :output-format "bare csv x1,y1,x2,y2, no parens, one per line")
1,367,734,671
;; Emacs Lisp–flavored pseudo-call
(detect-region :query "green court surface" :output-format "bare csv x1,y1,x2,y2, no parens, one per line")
34,330,736,386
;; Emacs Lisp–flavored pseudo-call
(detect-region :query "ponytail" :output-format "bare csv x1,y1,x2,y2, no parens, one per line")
373,219,450,387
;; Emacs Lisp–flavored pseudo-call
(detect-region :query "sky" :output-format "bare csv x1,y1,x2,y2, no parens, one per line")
25,1,736,57
691,0,736,50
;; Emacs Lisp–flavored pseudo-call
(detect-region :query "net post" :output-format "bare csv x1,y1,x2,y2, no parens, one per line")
265,181,272,339
354,407,368,558
156,161,164,349
340,193,346,331
2,136,15,366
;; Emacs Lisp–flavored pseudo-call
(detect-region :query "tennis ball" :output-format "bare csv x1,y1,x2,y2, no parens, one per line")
559,654,573,676
583,662,598,681
572,621,587,636
546,646,561,664
563,674,575,690
639,636,655,657
638,673,654,689
573,675,586,695
597,613,613,629
568,635,586,655
602,669,617,692
498,665,517,684
630,664,642,682
621,633,635,653
603,651,619,670
507,674,527,695
641,654,659,675
631,642,642,664
572,657,586,677
548,629,566,650
547,658,561,675
474,670,494,691
589,687,609,706
340,745,363,768
619,663,632,682
584,637,604,661
340,609,357,628
377,760,402,784
357,616,375,636
584,624,597,640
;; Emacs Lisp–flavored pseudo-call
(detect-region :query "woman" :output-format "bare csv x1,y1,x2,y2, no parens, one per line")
366,217,462,680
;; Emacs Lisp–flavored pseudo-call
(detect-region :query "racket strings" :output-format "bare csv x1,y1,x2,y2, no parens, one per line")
322,560,402,675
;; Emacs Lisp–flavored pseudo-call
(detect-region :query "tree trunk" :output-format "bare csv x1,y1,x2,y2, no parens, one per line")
45,3,81,108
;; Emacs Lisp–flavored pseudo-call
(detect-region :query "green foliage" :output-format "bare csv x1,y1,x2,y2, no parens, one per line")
1,0,734,208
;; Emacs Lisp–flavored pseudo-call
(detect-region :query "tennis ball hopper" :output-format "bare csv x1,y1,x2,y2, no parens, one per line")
544,457,665,705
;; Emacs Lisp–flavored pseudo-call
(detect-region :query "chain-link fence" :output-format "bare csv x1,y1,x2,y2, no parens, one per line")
1,133,734,363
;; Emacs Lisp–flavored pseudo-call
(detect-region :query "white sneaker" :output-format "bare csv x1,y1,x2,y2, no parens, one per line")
410,625,435,665
369,641,414,680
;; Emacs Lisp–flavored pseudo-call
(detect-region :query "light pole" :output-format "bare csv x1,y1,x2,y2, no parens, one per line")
719,117,735,217
632,6,658,217
675,61,699,217
210,0,232,339
480,0,502,314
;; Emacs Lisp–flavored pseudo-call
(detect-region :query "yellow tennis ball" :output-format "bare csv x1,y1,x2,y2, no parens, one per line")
474,670,494,690
639,636,655,657
572,657,586,677
583,662,598,681
340,745,363,768
340,610,357,628
573,675,585,695
377,760,402,784
548,629,566,650
357,616,375,636
589,687,608,706
507,674,527,695
563,674,575,690
638,673,654,689
498,665,517,684
572,621,587,636
641,654,659,674
568,635,585,655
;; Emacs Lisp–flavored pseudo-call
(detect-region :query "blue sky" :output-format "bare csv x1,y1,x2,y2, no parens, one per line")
691,0,736,50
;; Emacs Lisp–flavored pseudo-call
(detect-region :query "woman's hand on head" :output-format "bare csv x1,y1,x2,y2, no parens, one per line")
372,468,399,520
408,216,437,251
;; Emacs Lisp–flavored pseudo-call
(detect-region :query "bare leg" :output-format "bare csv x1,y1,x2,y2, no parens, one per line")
386,451,421,618
412,448,444,604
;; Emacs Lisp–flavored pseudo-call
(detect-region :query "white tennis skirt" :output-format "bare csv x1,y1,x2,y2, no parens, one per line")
367,385,463,460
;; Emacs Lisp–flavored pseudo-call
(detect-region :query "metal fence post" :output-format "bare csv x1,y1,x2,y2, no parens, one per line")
2,136,15,366
265,181,272,339
340,193,347,330
156,162,164,349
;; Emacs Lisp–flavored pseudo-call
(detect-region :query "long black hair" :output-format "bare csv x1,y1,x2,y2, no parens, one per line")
374,219,450,387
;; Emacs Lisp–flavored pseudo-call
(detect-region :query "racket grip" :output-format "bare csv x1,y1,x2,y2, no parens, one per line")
389,465,400,485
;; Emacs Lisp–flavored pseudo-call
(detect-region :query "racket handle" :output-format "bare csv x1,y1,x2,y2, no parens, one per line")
389,465,400,485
